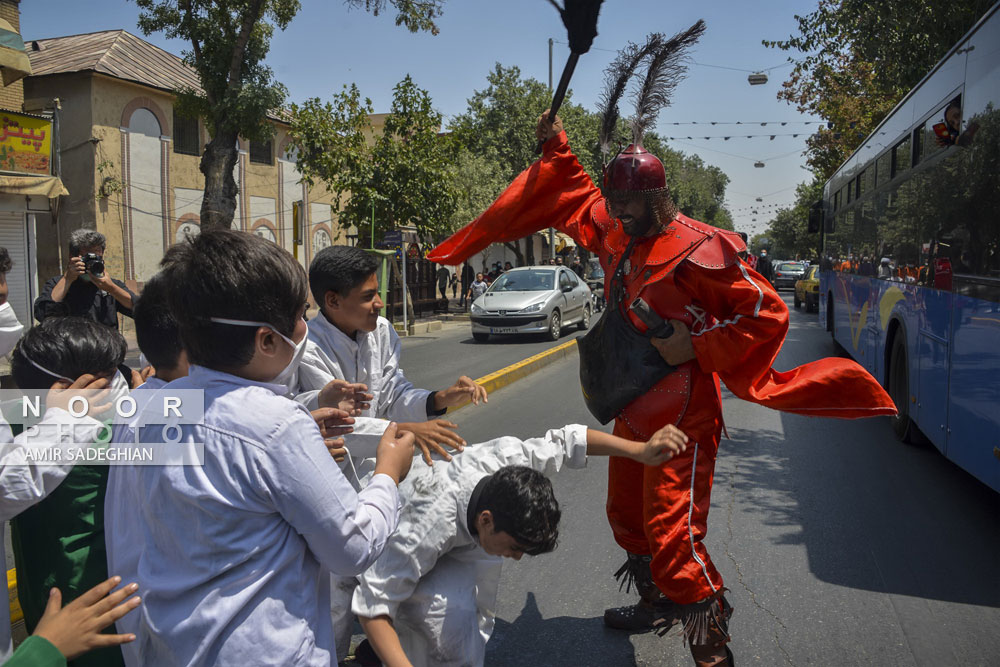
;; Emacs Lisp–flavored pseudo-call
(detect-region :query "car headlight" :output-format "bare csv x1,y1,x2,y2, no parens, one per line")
519,302,544,313
470,303,485,314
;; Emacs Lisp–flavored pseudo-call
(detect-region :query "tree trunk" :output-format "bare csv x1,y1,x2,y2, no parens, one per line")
200,130,240,230
503,240,525,267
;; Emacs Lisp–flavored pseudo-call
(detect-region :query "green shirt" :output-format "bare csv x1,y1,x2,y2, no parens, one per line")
10,462,122,667
2,636,66,667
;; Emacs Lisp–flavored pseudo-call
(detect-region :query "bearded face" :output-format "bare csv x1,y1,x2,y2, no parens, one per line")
605,192,678,237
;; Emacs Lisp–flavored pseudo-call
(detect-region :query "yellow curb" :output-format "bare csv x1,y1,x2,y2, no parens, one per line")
448,339,579,413
8,568,22,624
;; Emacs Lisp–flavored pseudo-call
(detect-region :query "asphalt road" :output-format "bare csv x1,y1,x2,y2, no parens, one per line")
441,292,1000,667
398,319,584,393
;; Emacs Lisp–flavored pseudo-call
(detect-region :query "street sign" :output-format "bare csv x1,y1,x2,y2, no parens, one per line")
384,230,403,244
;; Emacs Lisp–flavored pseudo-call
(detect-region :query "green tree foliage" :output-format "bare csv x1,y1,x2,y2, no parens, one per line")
289,76,456,241
765,0,992,178
760,179,824,260
133,0,446,230
449,64,734,232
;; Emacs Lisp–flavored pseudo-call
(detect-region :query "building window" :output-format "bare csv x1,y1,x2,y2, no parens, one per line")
249,138,273,165
173,109,200,156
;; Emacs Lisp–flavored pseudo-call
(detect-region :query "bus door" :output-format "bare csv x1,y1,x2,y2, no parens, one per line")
948,293,1000,490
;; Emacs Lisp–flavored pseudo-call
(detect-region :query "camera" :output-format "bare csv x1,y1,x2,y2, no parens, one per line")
81,253,105,277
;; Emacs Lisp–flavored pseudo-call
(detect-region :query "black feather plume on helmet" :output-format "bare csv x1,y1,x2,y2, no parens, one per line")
596,33,663,157
630,20,706,148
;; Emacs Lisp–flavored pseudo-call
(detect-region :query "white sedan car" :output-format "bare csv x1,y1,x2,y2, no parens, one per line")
470,266,592,342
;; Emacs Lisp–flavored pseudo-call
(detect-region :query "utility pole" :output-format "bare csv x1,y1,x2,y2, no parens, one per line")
547,37,555,263
548,38,553,91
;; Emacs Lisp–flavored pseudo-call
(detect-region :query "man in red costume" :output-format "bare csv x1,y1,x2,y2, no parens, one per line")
430,35,894,667
430,112,896,666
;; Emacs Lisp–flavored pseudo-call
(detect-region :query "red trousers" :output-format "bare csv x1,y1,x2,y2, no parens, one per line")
607,416,724,605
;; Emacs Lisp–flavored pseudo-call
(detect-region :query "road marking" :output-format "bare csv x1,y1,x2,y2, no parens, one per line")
448,339,579,413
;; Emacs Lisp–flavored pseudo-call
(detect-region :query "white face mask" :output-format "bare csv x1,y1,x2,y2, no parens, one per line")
17,351,130,418
0,302,24,357
208,317,307,387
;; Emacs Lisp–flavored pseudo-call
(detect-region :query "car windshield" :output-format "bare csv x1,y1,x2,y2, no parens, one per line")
587,266,605,280
778,262,802,272
488,270,555,292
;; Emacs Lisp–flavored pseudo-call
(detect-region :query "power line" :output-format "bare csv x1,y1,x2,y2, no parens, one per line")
551,40,793,74
663,133,811,140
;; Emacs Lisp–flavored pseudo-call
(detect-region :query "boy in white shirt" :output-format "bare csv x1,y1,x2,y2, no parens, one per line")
354,423,689,667
297,245,489,476
104,229,414,666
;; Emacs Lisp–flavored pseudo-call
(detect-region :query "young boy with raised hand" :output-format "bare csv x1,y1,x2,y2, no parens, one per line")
353,423,690,667
105,229,414,667
296,245,489,479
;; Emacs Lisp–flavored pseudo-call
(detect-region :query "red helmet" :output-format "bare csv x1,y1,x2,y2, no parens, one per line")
602,143,667,197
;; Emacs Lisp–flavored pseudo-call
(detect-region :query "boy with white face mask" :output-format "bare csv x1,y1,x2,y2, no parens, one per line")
7,317,132,667
106,229,415,667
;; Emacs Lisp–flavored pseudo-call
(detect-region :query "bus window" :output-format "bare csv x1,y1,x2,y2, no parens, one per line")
876,152,891,187
846,181,854,204
891,136,911,177
922,115,945,161
858,169,868,197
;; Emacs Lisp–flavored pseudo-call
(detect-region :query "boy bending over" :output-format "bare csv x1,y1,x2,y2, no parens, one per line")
354,423,688,667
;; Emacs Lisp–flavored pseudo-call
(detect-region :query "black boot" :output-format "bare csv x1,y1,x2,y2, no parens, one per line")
604,552,676,632
604,597,678,632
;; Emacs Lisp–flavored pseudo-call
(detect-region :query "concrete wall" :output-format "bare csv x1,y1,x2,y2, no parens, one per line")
23,72,95,284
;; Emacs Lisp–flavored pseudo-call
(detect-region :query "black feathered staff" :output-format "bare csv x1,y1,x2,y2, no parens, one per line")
535,0,605,153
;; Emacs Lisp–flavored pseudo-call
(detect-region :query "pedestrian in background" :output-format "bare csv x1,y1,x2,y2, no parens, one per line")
467,273,488,307
460,264,474,307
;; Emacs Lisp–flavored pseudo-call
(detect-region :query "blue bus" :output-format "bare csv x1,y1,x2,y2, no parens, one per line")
818,2,1000,492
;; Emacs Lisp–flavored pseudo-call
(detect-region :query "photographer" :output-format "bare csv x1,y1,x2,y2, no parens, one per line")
34,230,135,331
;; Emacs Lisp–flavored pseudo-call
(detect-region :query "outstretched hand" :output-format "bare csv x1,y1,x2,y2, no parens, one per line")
398,420,466,465
433,376,488,410
318,379,372,416
34,576,141,660
633,424,689,466
311,407,355,463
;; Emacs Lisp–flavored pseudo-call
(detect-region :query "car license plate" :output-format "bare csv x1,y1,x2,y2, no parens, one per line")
490,327,518,334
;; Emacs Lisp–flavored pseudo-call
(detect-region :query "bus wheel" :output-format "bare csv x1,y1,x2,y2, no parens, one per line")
888,334,917,443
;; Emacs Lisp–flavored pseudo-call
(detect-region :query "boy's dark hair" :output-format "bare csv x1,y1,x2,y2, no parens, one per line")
0,247,12,274
479,465,561,556
308,245,378,305
161,229,308,369
11,317,126,389
134,271,182,371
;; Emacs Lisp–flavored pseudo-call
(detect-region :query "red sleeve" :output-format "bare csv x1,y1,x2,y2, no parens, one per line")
678,259,787,376
676,259,897,419
428,131,605,265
